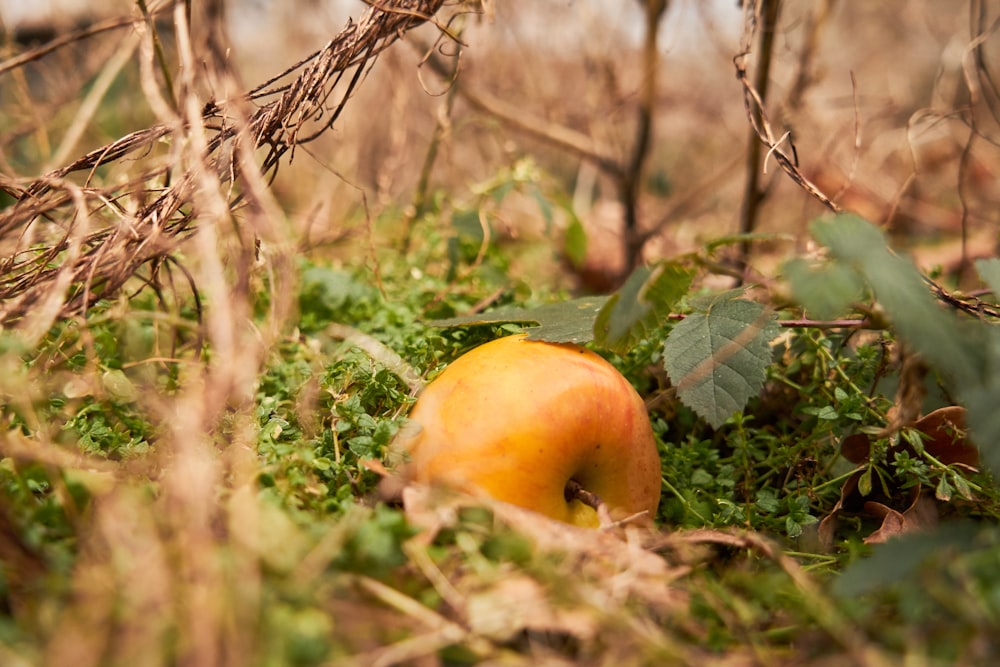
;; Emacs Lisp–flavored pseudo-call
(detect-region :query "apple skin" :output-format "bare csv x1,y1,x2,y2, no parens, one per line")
397,334,662,527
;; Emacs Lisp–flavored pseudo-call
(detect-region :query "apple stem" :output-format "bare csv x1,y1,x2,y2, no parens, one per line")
564,478,605,513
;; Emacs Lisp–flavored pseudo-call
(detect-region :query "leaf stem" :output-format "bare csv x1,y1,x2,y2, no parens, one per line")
661,477,711,524
811,468,861,494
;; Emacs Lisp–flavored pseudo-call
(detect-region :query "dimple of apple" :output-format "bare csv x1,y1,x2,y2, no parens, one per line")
398,334,661,527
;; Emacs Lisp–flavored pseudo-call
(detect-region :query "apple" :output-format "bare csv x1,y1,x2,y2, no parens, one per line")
396,334,661,527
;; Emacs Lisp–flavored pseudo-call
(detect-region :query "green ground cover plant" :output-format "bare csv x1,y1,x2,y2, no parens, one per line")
2,1,1000,665
4,207,1000,665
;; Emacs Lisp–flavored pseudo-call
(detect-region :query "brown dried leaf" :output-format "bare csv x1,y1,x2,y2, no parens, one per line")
840,433,873,464
840,405,978,468
819,471,941,549
862,491,939,545
818,470,864,550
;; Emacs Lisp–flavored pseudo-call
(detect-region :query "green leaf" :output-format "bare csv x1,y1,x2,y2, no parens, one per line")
594,260,694,354
935,474,953,502
974,257,1000,299
298,265,374,332
528,185,554,231
833,522,982,598
755,489,780,513
811,214,1000,478
426,297,610,344
786,516,805,539
858,468,873,497
563,217,588,270
811,214,985,386
951,471,973,500
101,369,138,403
662,294,780,429
960,328,1000,478
783,257,865,320
814,405,839,421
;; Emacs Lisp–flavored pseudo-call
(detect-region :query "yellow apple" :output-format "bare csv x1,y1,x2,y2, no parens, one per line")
397,334,661,527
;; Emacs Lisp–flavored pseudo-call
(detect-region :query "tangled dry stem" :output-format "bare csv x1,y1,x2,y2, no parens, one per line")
0,0,447,338
734,1,840,218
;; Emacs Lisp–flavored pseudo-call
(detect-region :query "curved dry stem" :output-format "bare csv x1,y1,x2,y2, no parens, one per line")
0,0,449,331
734,1,840,221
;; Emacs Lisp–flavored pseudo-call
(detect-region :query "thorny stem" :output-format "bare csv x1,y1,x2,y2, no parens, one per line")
661,477,711,523
734,1,841,218
737,0,782,276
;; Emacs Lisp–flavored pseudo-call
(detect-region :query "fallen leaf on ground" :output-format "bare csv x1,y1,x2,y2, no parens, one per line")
841,405,978,468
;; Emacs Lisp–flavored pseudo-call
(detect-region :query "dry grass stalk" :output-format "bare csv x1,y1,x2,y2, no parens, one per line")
0,0,447,338
0,1,450,665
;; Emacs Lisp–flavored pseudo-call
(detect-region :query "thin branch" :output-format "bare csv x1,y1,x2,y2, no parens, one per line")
417,43,623,178
620,0,669,276
0,12,162,77
136,0,177,110
402,23,467,253
925,276,1000,320
830,71,862,206
0,0,450,328
734,3,840,218
737,0,782,273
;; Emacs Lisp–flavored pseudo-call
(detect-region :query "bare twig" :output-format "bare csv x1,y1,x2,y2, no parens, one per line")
784,0,834,113
736,0,783,274
136,0,177,111
0,12,163,78
830,71,863,206
925,276,1000,320
956,2,1000,277
417,45,622,177
403,22,466,252
619,0,669,275
734,2,840,224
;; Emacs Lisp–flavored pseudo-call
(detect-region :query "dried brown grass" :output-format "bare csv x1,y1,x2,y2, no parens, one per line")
0,2,452,665
0,0,448,340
